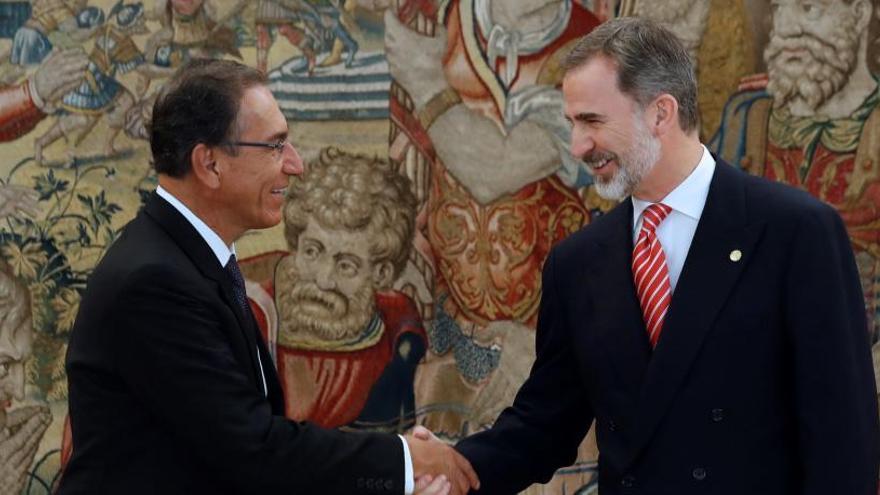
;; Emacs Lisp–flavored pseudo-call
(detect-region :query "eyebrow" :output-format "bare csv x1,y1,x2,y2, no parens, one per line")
301,237,324,250
334,253,363,268
262,129,289,143
570,112,605,122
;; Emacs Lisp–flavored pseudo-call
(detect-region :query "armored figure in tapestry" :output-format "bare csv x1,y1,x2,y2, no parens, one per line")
382,0,607,492
35,2,149,166
384,0,599,420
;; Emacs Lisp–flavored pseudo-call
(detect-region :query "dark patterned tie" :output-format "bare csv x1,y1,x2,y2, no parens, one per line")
224,255,251,317
224,255,267,395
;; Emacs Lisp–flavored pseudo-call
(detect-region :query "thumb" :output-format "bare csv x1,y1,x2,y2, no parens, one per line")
412,425,435,441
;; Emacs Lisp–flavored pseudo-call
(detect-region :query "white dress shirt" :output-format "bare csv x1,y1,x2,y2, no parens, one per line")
155,186,269,396
155,186,415,494
631,145,715,292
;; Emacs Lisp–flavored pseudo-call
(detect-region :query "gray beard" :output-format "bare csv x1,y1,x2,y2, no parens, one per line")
765,28,859,112
589,116,661,201
275,263,376,342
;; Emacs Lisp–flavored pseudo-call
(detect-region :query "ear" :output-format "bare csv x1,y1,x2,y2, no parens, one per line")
648,94,680,137
371,260,395,289
853,0,872,33
190,143,221,189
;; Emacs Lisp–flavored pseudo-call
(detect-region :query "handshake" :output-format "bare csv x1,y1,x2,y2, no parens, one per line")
405,426,480,495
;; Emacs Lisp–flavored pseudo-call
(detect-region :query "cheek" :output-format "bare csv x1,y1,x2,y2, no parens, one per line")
0,371,17,393
338,275,372,299
294,257,315,278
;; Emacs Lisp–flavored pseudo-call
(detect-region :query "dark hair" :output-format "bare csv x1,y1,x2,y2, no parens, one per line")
148,58,267,177
562,17,699,133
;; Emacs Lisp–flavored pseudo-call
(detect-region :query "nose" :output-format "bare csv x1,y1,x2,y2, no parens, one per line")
282,141,304,176
570,127,595,159
2,362,25,401
314,260,336,291
772,3,804,37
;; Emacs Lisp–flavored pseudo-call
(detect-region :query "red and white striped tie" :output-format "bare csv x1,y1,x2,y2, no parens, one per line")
632,203,673,348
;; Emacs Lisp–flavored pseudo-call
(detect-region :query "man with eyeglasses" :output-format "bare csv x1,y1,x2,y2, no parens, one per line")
59,58,478,495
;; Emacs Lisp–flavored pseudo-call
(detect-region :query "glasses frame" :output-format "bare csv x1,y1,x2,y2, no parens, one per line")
223,140,288,153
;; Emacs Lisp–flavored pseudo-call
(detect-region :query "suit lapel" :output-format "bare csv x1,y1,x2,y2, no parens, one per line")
627,162,766,463
587,201,651,397
142,193,265,392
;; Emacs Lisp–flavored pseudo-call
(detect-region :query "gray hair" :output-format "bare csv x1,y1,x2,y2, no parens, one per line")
562,17,699,133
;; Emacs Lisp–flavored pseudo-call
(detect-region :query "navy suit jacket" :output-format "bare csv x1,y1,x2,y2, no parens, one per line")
60,193,404,494
457,160,880,494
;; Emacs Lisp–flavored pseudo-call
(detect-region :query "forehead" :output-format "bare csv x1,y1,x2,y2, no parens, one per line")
236,85,287,138
562,56,635,117
300,218,373,258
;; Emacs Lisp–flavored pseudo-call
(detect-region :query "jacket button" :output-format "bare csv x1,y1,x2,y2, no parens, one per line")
711,408,724,422
385,479,394,490
609,419,619,432
692,467,707,481
621,475,635,488
357,477,365,488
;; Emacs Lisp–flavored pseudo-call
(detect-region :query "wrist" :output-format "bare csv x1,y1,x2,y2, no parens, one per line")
416,87,461,130
26,78,48,113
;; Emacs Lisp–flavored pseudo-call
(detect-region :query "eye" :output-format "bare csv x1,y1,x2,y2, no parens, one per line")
336,259,359,277
801,2,821,18
302,245,320,259
0,362,8,379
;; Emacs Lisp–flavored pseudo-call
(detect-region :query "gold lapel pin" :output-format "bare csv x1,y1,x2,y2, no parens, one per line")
729,249,742,262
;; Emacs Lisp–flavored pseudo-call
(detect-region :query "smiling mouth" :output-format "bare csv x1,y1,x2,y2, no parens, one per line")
587,157,613,171
271,187,287,195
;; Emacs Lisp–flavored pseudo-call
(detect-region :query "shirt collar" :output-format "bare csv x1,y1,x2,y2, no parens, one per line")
631,144,715,230
155,185,236,267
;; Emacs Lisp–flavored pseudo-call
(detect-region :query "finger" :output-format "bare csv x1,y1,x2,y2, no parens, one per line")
55,56,89,81
14,193,41,218
9,412,47,448
414,474,433,491
10,425,42,472
453,451,481,490
54,49,89,69
413,425,434,440
54,68,88,89
54,72,85,90
8,415,49,468
23,188,39,201
16,203,41,219
421,475,450,495
4,406,45,429
451,466,469,495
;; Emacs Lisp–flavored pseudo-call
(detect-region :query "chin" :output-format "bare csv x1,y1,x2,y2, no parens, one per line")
255,213,283,230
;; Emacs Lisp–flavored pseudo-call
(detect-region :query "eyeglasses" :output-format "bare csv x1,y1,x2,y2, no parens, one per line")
223,139,291,156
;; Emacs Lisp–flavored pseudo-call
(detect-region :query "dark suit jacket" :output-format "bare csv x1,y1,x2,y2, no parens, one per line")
457,160,880,494
60,193,404,494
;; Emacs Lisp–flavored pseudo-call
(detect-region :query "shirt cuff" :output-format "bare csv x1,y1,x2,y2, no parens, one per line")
27,78,46,112
399,434,414,495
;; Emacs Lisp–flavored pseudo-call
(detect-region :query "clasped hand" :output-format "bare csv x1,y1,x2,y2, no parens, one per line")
406,426,480,495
